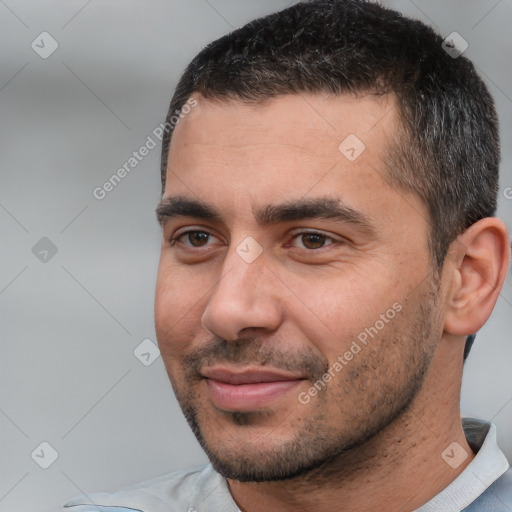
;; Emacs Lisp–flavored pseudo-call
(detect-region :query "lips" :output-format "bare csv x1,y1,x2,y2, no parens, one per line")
201,366,306,411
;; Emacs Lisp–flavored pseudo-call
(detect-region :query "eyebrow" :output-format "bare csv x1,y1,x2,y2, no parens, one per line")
156,195,375,234
156,196,221,225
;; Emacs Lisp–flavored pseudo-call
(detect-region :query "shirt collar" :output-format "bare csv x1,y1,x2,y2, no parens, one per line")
416,418,509,512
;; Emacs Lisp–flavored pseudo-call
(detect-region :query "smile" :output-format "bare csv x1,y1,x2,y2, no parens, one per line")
201,367,306,411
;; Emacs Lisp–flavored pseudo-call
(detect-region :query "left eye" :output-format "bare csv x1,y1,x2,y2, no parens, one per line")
291,232,336,250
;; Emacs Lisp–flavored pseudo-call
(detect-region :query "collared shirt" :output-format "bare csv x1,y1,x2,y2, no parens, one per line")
416,419,510,511
62,418,511,512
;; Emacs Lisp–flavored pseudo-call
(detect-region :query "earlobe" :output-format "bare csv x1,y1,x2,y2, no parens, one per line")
443,218,510,336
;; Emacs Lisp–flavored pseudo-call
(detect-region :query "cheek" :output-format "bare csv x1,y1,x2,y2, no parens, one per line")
289,268,391,333
155,263,205,358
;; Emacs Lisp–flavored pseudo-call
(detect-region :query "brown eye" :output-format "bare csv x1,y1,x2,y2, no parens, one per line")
301,233,327,249
181,231,211,247
292,231,335,249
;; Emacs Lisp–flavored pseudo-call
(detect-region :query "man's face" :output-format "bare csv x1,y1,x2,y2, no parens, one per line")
155,93,444,481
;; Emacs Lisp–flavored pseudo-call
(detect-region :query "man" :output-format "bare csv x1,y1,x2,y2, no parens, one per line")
63,0,511,510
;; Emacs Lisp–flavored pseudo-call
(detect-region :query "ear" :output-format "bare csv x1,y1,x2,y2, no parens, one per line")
443,218,510,336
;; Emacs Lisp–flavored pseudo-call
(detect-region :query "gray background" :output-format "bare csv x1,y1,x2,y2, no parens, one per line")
1,1,511,511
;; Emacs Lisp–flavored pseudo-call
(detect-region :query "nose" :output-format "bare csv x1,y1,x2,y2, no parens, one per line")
201,245,283,341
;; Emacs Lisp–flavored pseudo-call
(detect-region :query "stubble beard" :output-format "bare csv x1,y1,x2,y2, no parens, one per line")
167,278,441,484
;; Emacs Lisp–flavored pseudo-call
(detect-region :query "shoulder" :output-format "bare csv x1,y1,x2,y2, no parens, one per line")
60,463,234,512
464,467,512,511
61,508,136,512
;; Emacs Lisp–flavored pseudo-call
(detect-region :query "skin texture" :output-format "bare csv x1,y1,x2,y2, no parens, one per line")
155,93,510,511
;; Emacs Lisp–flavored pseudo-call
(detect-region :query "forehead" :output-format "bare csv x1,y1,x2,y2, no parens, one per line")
165,93,402,215
168,92,397,162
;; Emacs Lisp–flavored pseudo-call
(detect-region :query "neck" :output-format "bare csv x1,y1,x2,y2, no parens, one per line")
227,337,474,512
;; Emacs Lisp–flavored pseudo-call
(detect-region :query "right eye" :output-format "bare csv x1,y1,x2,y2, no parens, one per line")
170,230,218,248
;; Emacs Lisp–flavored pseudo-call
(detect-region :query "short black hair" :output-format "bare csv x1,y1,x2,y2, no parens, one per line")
160,0,500,269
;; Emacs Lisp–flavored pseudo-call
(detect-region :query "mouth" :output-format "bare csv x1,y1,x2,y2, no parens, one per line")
201,366,307,411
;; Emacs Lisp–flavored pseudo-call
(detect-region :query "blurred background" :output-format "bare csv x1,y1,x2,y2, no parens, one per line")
0,1,511,510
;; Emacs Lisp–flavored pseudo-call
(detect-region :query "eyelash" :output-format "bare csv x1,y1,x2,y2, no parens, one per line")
168,230,213,247
290,231,338,249
168,229,340,250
